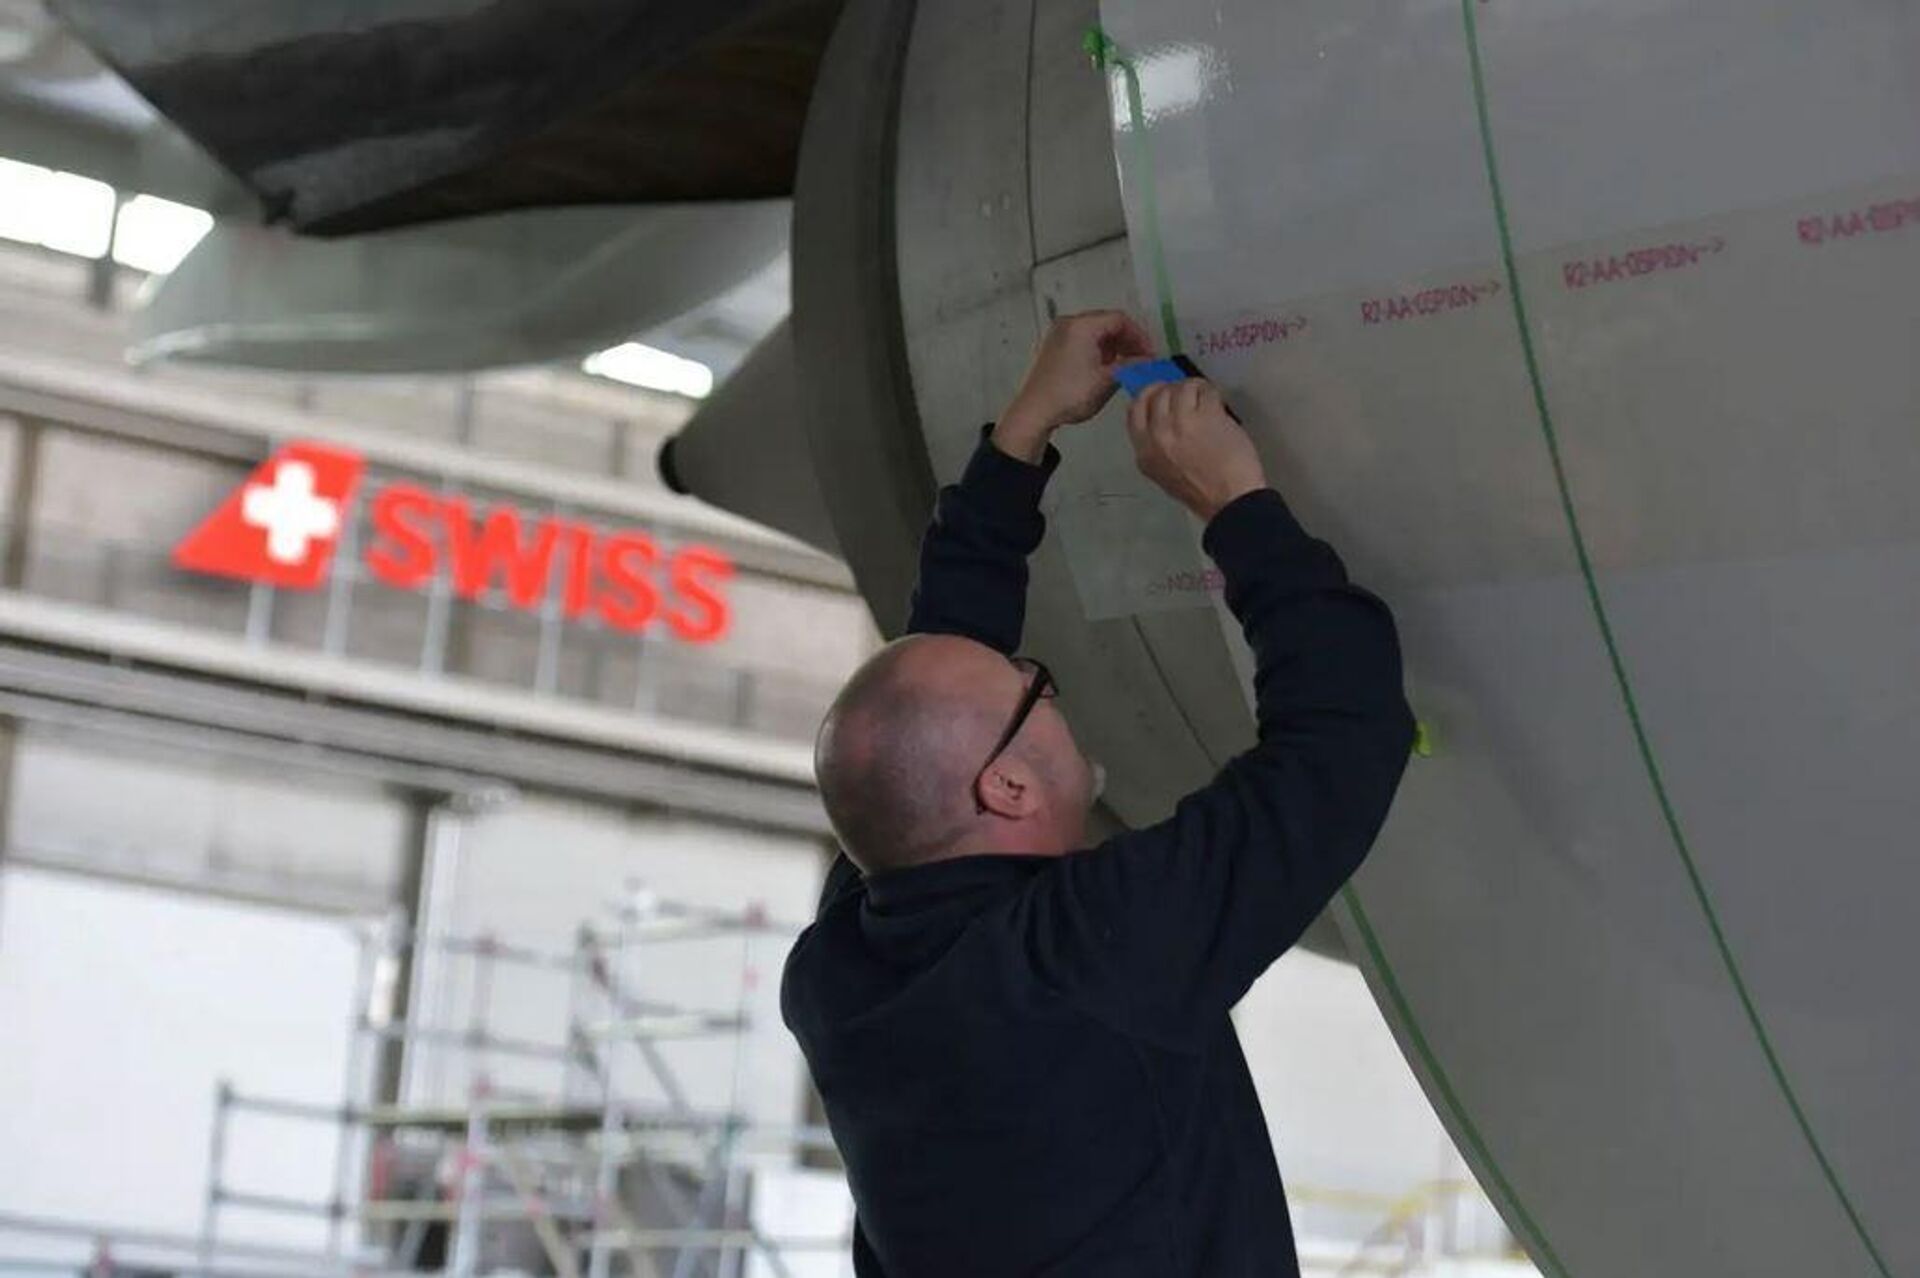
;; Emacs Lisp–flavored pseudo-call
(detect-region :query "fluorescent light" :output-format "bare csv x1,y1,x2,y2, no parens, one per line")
583,341,715,399
0,158,47,245
0,158,114,257
0,156,205,268
113,194,214,274
39,170,115,257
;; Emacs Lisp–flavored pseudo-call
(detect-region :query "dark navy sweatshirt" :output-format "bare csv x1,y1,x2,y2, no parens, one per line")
781,429,1414,1276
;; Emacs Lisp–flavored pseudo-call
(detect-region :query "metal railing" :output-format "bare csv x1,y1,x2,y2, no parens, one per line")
182,894,847,1278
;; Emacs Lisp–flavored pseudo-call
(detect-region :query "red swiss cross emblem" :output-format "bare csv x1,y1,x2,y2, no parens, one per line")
173,443,366,590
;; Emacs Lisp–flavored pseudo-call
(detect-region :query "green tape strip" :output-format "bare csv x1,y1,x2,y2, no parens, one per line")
1085,26,1184,353
1092,25,1437,768
1456,4,1892,1274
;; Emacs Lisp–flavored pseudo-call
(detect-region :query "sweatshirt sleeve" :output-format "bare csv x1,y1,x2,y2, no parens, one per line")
1012,488,1416,1049
904,426,1060,653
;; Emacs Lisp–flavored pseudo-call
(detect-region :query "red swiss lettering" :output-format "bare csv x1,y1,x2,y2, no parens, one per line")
445,502,560,608
596,532,661,632
356,481,732,645
365,484,440,590
558,523,597,620
665,547,734,644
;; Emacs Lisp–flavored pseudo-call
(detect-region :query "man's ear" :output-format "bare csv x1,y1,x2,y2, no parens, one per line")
976,756,1042,820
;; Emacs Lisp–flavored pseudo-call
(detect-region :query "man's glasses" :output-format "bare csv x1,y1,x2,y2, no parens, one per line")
972,656,1057,814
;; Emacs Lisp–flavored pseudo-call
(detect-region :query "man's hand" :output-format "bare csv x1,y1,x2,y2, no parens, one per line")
1127,379,1268,521
993,310,1155,463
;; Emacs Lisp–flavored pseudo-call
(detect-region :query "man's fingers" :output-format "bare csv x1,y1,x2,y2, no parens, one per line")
1062,309,1125,344
1179,378,1205,419
1067,309,1155,362
1121,383,1152,427
1147,380,1178,433
1127,376,1218,442
1125,387,1155,443
1137,384,1159,433
1106,314,1155,361
1162,382,1195,438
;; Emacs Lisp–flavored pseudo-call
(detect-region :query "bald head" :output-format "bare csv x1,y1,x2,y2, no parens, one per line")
817,633,1100,873
814,635,1014,873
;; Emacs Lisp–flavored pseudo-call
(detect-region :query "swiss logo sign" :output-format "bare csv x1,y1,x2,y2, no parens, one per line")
173,443,364,590
174,443,733,644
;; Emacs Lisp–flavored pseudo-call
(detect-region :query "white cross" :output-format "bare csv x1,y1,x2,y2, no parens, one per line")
241,460,341,565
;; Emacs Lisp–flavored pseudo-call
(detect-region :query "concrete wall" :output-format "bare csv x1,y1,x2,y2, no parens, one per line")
25,430,248,629
7,728,412,911
0,866,361,1252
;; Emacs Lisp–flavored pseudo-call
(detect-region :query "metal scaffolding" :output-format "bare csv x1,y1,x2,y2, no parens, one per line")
180,892,849,1278
0,889,1527,1278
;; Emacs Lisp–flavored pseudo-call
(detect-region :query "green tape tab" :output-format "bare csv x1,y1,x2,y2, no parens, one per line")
1086,24,1184,355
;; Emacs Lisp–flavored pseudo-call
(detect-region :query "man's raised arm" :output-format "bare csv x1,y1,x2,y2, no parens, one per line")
813,312,1153,913
905,311,1154,649
1018,379,1416,1046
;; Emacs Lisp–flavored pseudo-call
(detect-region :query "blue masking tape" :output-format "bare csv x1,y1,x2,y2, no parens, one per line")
1112,358,1192,397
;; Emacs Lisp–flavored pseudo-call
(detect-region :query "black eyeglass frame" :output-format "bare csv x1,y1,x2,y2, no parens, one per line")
971,656,1058,814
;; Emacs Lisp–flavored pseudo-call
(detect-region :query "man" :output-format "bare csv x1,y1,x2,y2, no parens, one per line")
782,311,1414,1276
